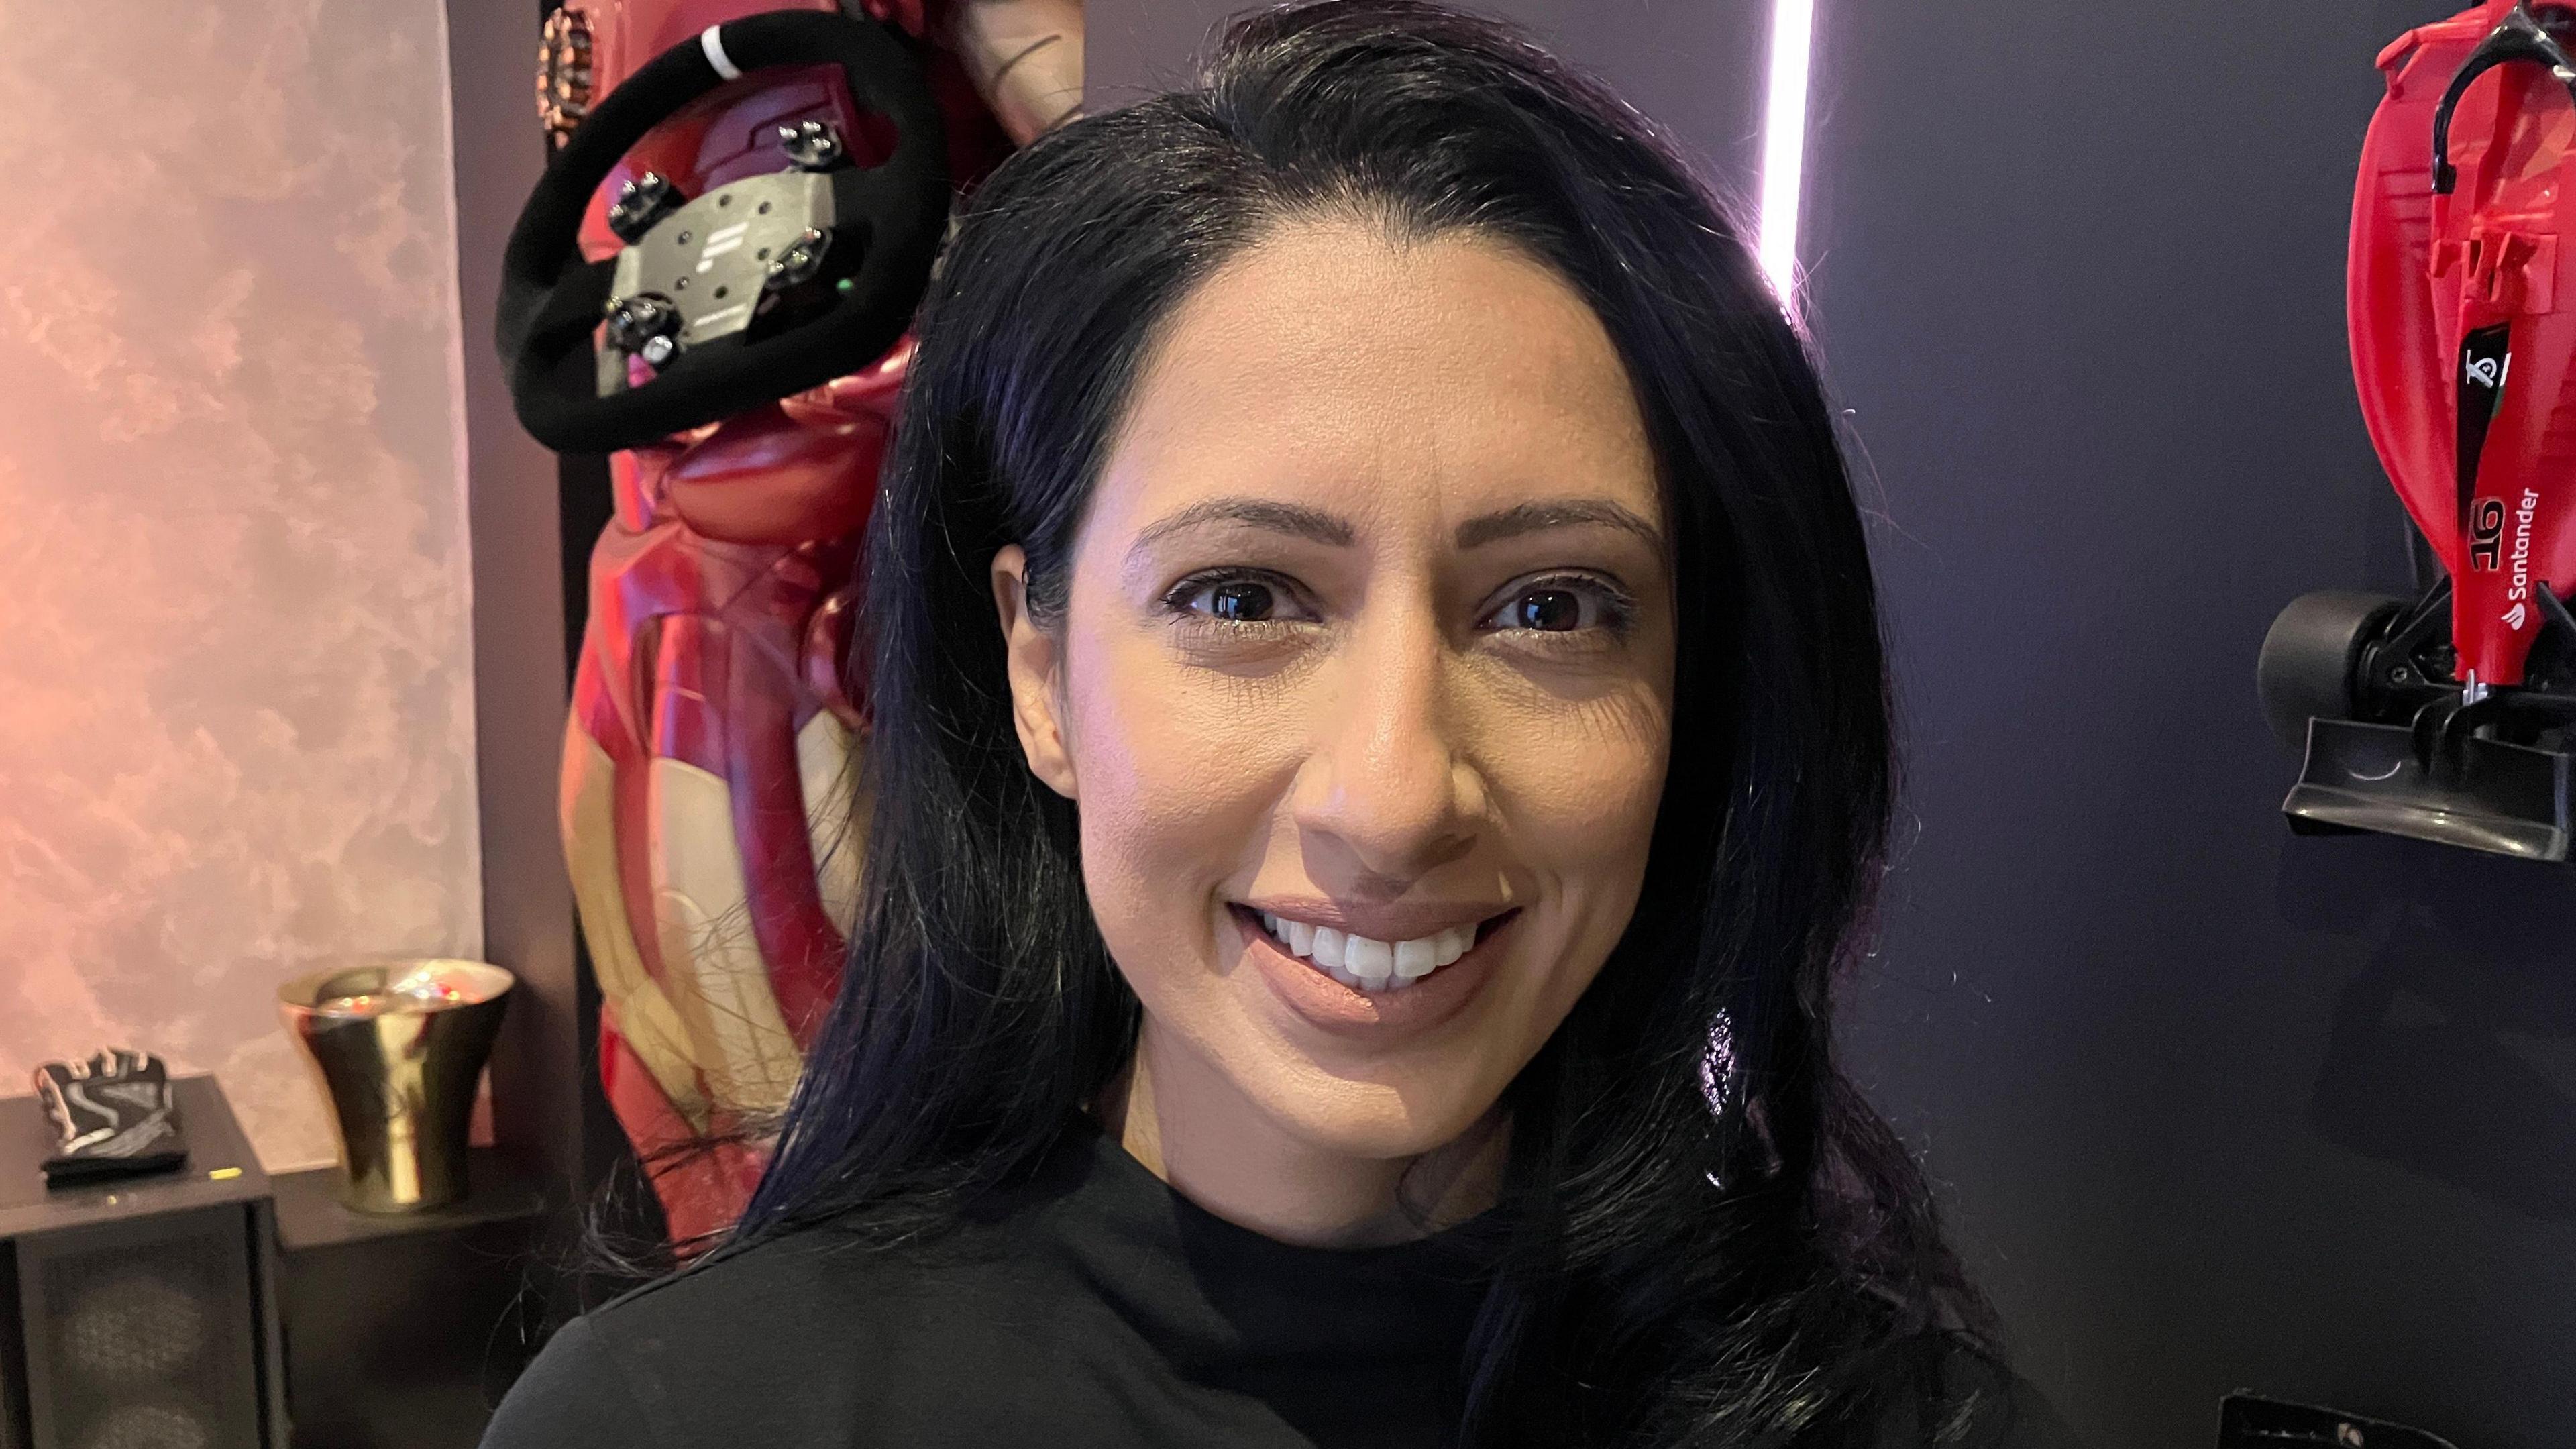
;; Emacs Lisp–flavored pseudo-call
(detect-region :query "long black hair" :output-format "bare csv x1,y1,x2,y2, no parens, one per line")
740,3,2005,1443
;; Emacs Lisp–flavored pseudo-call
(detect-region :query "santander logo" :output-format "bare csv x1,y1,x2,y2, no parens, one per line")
2505,488,2541,629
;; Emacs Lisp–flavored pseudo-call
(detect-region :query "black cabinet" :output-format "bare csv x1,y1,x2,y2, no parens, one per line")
0,1077,287,1449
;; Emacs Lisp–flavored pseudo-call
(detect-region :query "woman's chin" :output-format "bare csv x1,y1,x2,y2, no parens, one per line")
1248,1069,1491,1163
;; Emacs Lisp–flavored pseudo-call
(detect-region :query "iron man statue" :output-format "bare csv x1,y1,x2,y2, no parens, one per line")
523,0,1081,1242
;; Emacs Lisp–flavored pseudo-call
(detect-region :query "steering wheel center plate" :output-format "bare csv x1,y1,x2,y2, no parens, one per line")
602,170,841,395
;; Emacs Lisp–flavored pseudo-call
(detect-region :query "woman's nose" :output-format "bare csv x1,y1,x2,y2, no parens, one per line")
1290,602,1477,891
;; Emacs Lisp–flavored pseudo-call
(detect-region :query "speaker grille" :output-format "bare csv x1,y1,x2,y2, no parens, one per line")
70,1405,208,1449
2,1244,28,1449
19,1208,260,1449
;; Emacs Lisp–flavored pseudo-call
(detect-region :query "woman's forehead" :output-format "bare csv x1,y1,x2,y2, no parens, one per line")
1092,217,1660,539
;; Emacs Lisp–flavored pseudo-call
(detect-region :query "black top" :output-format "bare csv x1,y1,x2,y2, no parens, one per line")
480,1116,2081,1448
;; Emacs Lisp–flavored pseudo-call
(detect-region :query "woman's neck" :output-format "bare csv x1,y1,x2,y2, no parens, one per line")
1097,1023,1509,1249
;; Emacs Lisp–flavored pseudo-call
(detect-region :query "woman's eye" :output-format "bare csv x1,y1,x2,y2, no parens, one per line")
1167,572,1313,625
1482,578,1629,635
1503,588,1584,631
1203,581,1279,621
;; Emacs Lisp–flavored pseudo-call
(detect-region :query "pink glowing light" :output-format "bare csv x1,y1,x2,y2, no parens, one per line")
1758,0,1816,297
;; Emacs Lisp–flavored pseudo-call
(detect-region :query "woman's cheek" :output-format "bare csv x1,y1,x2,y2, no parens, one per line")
1485,685,1668,865
1068,645,1285,921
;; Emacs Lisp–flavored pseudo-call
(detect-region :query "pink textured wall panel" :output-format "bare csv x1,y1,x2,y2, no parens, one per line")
0,0,481,1169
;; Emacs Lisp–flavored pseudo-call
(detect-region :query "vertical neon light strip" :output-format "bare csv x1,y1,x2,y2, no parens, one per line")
1757,0,1817,297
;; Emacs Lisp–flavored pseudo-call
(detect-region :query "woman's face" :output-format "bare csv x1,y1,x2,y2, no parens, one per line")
996,217,1674,1161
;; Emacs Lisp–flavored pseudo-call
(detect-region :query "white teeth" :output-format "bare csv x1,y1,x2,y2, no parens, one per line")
1345,935,1394,983
1393,937,1436,980
1253,910,1487,994
1310,926,1348,971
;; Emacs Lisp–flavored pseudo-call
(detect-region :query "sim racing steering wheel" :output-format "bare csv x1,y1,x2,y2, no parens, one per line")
496,9,949,455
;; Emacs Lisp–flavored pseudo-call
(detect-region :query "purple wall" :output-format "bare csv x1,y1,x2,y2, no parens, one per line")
1089,0,1768,207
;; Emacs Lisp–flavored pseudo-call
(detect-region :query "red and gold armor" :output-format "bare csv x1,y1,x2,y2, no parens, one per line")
538,0,1078,1242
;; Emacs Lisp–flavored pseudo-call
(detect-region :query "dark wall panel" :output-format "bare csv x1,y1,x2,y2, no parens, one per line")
1805,2,2576,1446
1089,0,1769,204
447,0,590,1319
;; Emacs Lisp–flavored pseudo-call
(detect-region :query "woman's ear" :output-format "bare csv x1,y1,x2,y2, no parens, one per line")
991,545,1078,799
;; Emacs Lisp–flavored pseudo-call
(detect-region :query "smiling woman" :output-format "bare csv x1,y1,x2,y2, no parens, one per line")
985,219,1678,1248
480,2,2079,1447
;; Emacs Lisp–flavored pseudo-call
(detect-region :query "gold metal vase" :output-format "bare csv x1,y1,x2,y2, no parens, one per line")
278,959,515,1214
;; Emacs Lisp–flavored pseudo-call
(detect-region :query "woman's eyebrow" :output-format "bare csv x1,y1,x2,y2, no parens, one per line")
1456,499,1664,552
1128,498,1356,557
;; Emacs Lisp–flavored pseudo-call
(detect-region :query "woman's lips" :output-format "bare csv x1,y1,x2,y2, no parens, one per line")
1229,903,1519,1038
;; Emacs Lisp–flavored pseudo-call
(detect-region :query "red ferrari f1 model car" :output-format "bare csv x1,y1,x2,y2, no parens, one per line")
2260,0,2576,860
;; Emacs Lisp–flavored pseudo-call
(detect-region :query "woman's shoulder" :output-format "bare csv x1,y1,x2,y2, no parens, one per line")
478,1223,979,1449
1880,1334,2087,1449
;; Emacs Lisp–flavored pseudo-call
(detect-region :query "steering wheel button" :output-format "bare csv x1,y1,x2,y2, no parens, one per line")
604,293,681,354
765,228,833,291
777,119,846,171
608,171,686,244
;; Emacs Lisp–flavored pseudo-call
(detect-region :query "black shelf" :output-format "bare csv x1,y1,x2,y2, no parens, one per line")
273,1149,549,1449
272,1148,549,1253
